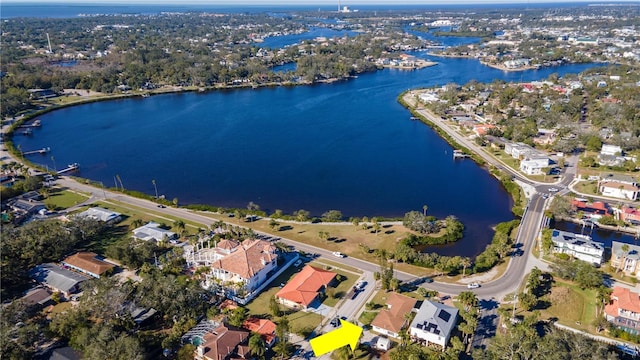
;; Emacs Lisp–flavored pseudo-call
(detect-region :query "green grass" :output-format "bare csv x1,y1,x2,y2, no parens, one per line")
539,280,597,332
358,311,378,326
311,259,362,274
322,269,357,307
44,188,90,210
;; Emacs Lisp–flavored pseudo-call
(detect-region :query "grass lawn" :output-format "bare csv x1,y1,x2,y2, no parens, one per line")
320,268,357,308
573,181,599,196
538,280,597,332
44,188,90,210
311,259,362,274
358,311,378,326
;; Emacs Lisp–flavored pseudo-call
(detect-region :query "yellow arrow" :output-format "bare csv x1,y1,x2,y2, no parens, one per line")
309,320,362,357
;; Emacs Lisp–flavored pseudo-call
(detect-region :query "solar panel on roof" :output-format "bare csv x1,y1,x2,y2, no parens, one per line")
438,310,451,322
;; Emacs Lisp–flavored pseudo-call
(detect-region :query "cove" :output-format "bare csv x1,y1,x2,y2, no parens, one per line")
15,56,599,257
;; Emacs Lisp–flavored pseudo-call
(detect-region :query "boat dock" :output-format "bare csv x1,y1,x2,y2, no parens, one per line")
57,163,80,174
453,150,469,159
22,147,50,155
18,119,42,128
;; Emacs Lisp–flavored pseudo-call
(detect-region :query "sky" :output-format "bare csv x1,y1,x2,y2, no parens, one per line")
4,0,640,4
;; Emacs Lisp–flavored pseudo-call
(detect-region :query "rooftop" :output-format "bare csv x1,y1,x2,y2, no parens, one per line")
276,265,336,307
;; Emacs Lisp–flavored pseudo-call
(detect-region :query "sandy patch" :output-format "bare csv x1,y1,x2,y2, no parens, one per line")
458,267,498,284
62,89,103,97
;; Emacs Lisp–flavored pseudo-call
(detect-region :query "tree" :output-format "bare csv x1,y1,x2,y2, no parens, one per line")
318,231,330,244
457,291,478,312
618,244,630,272
350,217,360,230
595,286,612,317
423,204,428,216
269,296,281,317
321,209,343,222
294,209,310,222
152,179,158,199
461,257,472,277
269,219,280,231
227,307,248,327
248,333,266,359
275,316,290,359
173,219,186,236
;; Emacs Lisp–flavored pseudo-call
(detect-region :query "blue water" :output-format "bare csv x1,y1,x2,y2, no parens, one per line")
272,62,297,73
15,54,600,257
257,27,360,49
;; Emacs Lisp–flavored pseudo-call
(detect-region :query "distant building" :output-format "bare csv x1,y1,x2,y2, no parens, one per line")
276,265,336,310
605,286,640,335
61,252,115,278
409,300,458,350
242,317,277,347
192,323,250,360
551,229,605,265
132,222,177,243
371,293,417,338
619,206,640,225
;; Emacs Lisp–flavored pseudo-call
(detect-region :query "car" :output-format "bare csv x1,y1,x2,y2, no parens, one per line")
157,204,166,208
330,317,340,327
467,283,480,289
293,259,303,267
355,280,367,289
548,187,559,192
423,277,434,283
332,251,345,258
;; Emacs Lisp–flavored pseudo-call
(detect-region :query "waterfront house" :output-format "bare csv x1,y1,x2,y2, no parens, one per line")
598,174,639,201
61,252,115,278
571,199,611,218
371,292,417,339
409,300,459,350
276,265,336,310
619,206,640,225
205,239,278,302
605,286,640,335
76,207,122,223
191,322,250,360
132,222,177,243
504,142,536,159
29,263,91,298
611,242,640,278
551,229,604,265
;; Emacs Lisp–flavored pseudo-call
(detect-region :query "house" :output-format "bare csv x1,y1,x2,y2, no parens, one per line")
203,239,278,301
598,174,639,200
48,347,83,360
519,157,551,176
598,144,625,167
242,317,277,347
371,293,417,338
601,144,623,156
276,265,336,310
76,207,121,223
194,324,250,360
504,142,536,159
409,300,459,350
61,252,115,278
375,336,391,351
611,242,640,278
605,286,640,335
21,286,53,311
551,229,605,265
571,199,611,218
619,206,640,225
29,263,91,298
132,222,177,243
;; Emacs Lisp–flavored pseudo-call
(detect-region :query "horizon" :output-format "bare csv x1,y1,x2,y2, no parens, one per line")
3,0,640,5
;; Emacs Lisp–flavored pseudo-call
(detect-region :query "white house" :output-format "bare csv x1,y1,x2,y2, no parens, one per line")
76,207,121,223
132,222,177,243
598,174,639,201
504,142,536,159
601,144,623,156
611,241,640,278
551,229,605,265
519,157,551,175
409,300,458,350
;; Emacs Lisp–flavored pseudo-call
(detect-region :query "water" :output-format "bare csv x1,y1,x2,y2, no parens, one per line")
272,63,297,73
257,27,360,49
15,55,600,257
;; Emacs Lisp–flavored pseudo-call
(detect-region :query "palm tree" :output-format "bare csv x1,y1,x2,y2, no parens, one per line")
130,218,144,229
595,286,612,317
618,244,630,273
152,179,158,199
318,231,330,244
423,204,428,216
458,291,479,312
461,257,472,277
173,219,186,237
248,333,266,360
269,219,280,231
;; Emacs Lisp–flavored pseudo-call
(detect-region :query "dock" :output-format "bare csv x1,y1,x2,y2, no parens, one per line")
22,147,50,156
453,150,469,159
57,163,80,174
18,119,42,128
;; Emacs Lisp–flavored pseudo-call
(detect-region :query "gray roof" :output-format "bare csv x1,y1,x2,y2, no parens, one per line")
76,207,121,222
29,263,90,293
49,347,82,360
551,229,604,252
612,241,640,260
601,173,637,185
410,300,458,338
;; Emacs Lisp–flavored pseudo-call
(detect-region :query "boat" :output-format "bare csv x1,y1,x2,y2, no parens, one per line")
22,128,33,135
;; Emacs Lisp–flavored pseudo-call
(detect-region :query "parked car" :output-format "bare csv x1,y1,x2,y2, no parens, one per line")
548,187,559,192
467,283,480,289
332,251,346,258
293,259,303,267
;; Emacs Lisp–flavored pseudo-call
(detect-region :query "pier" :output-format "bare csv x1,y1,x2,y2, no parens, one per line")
22,147,50,156
453,149,469,159
18,119,42,128
57,163,80,174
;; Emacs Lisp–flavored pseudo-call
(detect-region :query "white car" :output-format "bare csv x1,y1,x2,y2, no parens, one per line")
548,187,559,192
332,251,346,258
467,283,480,289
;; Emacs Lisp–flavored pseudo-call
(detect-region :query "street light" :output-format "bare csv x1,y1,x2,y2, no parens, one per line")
51,156,56,173
152,179,158,200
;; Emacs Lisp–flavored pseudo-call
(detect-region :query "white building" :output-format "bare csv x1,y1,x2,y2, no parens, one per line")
611,242,640,278
519,157,551,175
76,207,121,223
504,142,536,159
551,229,605,265
409,300,458,350
598,174,640,201
132,222,177,243
601,144,623,156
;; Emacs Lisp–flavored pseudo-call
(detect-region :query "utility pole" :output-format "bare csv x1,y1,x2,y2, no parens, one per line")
46,33,53,54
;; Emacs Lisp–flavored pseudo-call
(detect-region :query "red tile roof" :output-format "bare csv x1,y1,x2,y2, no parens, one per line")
211,239,277,280
276,265,336,307
242,317,276,345
62,252,114,277
605,287,640,318
370,292,417,335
